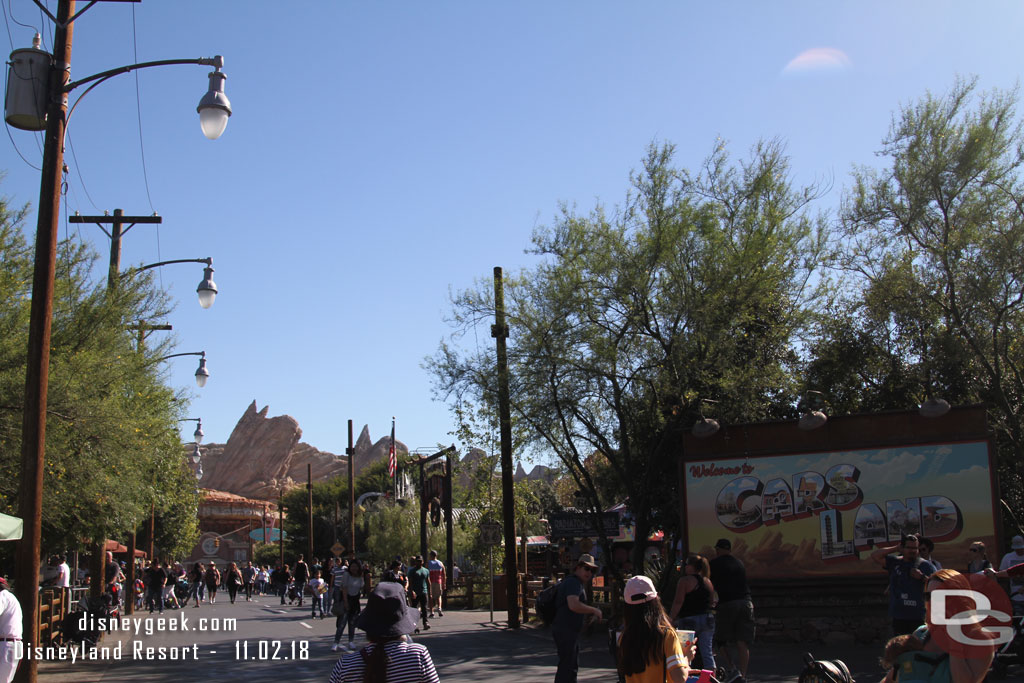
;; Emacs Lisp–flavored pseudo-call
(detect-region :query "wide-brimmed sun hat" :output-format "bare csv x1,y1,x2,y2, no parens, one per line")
354,582,419,637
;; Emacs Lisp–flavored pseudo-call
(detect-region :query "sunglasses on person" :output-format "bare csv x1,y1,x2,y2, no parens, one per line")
970,548,981,553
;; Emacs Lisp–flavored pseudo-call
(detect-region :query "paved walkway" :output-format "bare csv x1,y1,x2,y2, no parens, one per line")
32,605,1024,682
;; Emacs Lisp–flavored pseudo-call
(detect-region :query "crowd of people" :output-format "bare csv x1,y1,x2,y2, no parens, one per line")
7,533,1024,683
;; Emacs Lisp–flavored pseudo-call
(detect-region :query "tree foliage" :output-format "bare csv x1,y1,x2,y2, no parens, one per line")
0,184,201,564
431,140,830,568
810,77,1024,517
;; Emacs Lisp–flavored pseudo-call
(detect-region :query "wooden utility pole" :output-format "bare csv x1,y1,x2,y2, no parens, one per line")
307,463,314,561
347,420,355,553
15,5,74,679
491,267,519,628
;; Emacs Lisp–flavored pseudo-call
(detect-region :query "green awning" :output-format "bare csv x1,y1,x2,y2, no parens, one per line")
0,513,23,541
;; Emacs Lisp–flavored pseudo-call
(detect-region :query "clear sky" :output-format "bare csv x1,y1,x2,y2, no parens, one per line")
2,1,1021,461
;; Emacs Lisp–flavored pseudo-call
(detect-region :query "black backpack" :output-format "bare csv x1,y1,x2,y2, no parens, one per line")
535,581,560,625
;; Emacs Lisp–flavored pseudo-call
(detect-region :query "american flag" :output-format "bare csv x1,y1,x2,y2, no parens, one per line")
388,418,396,478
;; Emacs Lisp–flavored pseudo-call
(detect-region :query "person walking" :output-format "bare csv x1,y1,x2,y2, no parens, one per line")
242,561,257,601
552,553,603,683
205,562,221,605
617,575,692,683
293,554,310,607
709,539,755,683
407,555,432,632
328,581,439,683
333,559,365,651
275,563,291,605
308,569,326,619
224,562,243,604
870,533,935,636
188,562,205,608
145,559,166,614
668,554,716,673
426,550,446,617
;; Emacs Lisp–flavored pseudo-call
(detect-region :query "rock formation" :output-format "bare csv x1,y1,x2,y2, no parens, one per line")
194,401,408,500
192,401,557,501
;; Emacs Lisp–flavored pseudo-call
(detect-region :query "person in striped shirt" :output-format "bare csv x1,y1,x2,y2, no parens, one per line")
329,581,439,683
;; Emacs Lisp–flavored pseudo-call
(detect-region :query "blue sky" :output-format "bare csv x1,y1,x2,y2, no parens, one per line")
2,1,1021,462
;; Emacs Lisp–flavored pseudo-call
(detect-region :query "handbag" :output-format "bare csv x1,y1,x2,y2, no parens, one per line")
331,599,345,617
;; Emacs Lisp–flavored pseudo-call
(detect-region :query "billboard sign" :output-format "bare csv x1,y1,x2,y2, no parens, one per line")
549,512,620,538
684,440,996,578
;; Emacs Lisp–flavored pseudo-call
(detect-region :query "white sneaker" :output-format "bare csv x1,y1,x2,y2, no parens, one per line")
347,641,356,651
331,643,340,652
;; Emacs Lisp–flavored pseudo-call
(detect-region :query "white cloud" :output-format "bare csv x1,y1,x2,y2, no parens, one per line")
782,47,852,75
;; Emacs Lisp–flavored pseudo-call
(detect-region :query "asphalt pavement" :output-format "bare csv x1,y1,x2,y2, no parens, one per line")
28,597,1024,682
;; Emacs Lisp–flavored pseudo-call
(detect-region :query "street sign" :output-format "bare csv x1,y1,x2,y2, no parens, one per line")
480,522,502,546
331,542,346,557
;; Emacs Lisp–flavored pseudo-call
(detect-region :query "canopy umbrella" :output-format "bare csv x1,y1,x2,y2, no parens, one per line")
104,540,128,553
0,513,23,541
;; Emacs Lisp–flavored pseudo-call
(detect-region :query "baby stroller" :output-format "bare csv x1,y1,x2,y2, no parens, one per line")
286,581,300,604
990,614,1024,678
60,595,111,653
798,653,854,683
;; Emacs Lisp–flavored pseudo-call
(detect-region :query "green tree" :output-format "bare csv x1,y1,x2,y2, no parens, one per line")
281,476,352,562
819,77,1024,516
431,141,829,569
0,190,200,564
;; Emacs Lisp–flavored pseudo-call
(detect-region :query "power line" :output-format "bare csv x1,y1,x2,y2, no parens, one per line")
130,2,155,214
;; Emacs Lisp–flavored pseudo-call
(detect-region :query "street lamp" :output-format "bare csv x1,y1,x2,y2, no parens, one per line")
179,416,204,445
132,257,219,310
160,351,210,387
6,40,231,140
6,7,230,666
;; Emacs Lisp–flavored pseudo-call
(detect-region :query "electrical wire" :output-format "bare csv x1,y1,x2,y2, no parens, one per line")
65,131,101,212
5,122,41,170
130,2,162,290
130,2,155,214
7,0,37,33
1,0,15,50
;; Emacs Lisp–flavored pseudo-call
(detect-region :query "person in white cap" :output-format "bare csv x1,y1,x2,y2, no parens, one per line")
998,535,1024,615
617,575,692,683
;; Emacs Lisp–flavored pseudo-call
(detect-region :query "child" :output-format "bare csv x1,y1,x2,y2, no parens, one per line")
308,569,326,619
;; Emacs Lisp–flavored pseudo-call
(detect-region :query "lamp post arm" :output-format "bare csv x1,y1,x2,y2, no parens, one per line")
128,257,213,275
64,56,223,93
160,351,205,361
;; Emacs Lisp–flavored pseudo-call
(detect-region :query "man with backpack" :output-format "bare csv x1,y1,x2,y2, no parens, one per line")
871,534,936,636
551,553,604,683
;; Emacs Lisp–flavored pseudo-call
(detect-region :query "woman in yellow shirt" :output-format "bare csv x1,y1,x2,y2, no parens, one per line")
618,575,693,683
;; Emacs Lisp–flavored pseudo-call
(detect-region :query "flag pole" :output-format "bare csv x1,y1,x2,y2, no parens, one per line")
390,417,398,500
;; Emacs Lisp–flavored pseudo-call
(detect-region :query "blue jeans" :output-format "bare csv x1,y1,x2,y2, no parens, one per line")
676,613,716,671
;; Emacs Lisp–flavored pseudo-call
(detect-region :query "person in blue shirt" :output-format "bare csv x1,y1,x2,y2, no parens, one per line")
871,534,936,636
552,553,604,683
